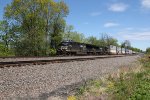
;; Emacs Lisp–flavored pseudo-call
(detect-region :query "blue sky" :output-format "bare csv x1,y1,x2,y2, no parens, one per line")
0,0,150,51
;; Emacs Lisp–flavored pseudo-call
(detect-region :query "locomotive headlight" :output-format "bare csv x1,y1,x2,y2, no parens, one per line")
61,46,68,50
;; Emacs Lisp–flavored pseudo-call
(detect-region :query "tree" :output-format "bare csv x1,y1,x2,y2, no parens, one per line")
130,47,141,52
107,37,118,46
47,1,69,49
86,36,100,46
63,31,85,43
99,33,118,46
0,20,12,49
4,0,69,56
63,25,74,40
121,40,131,49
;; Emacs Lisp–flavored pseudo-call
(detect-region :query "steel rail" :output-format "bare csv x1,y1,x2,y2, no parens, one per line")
0,55,126,68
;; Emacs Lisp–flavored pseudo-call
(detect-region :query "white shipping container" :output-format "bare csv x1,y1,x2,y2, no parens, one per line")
117,47,122,54
121,48,125,54
109,45,117,54
129,50,132,54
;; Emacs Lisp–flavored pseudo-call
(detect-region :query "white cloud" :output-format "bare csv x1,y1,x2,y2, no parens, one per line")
108,3,128,12
142,0,150,9
104,22,119,28
90,12,101,16
119,31,150,40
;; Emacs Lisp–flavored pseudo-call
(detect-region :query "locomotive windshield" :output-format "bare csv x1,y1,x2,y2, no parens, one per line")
59,42,70,46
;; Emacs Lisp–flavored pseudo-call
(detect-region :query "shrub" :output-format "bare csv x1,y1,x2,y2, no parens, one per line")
146,47,150,54
49,48,56,56
0,43,14,56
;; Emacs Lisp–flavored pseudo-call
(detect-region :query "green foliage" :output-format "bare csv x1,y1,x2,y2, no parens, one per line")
49,48,56,56
85,36,100,46
89,80,102,88
0,43,14,56
63,32,119,47
0,0,141,57
1,0,69,56
130,47,141,52
139,55,150,68
76,86,87,95
110,72,150,100
63,31,86,43
0,20,13,49
70,58,149,100
121,40,141,52
121,40,131,48
143,61,150,68
109,56,150,100
146,47,150,54
99,33,118,46
75,79,103,97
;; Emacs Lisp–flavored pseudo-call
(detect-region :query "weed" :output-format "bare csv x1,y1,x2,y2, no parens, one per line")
109,56,150,100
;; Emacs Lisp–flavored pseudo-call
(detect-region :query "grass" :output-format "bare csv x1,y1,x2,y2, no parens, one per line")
109,72,150,100
108,55,150,100
67,55,150,100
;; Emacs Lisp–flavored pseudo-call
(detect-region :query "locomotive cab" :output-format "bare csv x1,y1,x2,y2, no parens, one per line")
57,40,87,55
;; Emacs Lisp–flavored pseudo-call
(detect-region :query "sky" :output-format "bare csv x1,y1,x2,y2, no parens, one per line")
0,0,150,51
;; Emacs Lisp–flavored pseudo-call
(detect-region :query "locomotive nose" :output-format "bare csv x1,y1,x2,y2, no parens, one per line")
61,46,68,50
57,46,68,55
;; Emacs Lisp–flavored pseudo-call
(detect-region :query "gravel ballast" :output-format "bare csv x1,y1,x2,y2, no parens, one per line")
0,55,139,99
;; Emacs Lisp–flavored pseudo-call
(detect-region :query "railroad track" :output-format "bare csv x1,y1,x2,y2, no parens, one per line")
0,55,126,68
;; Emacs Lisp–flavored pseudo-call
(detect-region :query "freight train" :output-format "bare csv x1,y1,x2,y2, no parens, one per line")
57,40,136,55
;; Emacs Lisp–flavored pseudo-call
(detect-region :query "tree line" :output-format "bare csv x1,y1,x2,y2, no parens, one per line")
0,0,141,56
63,25,118,46
63,25,141,52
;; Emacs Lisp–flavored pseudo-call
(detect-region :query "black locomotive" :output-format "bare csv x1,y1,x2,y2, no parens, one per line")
57,40,109,55
56,40,137,55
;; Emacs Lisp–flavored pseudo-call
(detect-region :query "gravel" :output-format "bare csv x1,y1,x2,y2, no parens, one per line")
0,55,140,100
